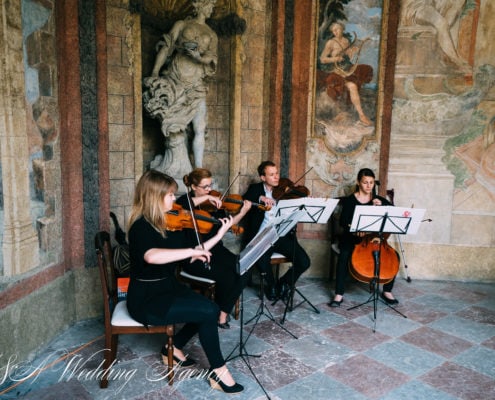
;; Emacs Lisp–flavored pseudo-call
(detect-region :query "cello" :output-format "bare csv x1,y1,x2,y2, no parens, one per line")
349,234,399,284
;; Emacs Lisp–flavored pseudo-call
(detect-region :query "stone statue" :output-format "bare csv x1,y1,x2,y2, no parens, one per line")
143,0,218,177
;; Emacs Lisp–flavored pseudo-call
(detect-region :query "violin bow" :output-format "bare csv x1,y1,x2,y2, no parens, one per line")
219,171,240,202
274,166,313,201
185,188,211,270
292,167,313,186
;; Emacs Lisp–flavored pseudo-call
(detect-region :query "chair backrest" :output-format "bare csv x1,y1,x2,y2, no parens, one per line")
95,231,119,327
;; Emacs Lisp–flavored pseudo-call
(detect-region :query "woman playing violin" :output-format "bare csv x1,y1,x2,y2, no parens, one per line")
126,170,243,394
176,168,252,329
328,168,399,307
242,161,311,301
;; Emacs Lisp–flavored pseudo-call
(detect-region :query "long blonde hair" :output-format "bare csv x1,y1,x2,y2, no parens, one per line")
128,170,178,236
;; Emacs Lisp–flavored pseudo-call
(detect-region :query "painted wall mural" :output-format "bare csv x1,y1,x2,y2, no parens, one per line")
389,0,495,247
309,0,388,196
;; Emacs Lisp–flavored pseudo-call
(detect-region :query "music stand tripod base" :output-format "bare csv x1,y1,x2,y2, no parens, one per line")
279,285,320,325
347,207,415,331
244,273,297,339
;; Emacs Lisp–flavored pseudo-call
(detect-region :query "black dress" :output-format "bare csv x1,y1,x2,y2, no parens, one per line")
334,194,396,295
176,194,243,314
126,216,225,368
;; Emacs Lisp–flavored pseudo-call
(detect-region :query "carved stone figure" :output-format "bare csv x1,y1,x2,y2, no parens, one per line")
143,0,218,177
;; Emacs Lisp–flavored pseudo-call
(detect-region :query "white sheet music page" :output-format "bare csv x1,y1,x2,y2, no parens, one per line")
274,197,339,224
350,206,426,235
238,225,278,275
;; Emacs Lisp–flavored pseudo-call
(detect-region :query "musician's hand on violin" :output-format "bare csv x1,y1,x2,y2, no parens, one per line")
260,196,276,208
207,195,223,209
190,247,212,264
239,200,252,216
217,215,234,236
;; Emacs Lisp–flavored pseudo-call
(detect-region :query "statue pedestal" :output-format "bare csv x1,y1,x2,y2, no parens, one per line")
150,131,192,193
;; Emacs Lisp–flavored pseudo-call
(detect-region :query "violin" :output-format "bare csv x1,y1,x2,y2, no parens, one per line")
349,234,399,284
166,204,243,235
273,178,310,201
272,167,312,201
201,190,271,213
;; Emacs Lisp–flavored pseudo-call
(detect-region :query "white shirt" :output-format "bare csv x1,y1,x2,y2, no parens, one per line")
258,184,276,233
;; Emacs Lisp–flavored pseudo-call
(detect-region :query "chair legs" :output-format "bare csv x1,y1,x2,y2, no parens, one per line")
101,327,175,388
165,327,174,385
100,333,118,388
234,298,240,320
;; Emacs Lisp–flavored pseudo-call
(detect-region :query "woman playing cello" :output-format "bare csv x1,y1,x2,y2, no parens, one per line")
328,168,399,307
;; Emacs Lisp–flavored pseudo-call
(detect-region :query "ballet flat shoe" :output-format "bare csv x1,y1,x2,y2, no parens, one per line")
380,293,399,305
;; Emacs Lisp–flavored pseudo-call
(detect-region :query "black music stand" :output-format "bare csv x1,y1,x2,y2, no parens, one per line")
226,223,291,400
240,218,299,338
346,205,422,332
273,198,339,323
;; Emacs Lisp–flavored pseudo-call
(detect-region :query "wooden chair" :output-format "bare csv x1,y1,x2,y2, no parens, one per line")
95,231,175,388
177,265,240,320
270,252,291,281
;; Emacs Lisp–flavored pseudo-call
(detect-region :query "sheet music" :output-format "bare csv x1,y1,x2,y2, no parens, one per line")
350,206,426,235
273,197,338,223
238,225,278,275
271,210,307,237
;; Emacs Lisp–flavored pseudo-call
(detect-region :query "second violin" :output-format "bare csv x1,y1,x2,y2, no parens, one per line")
272,167,313,201
201,190,271,213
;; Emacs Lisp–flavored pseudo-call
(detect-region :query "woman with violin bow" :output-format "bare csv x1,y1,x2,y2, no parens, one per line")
242,161,311,301
126,170,243,394
328,168,399,308
176,168,252,329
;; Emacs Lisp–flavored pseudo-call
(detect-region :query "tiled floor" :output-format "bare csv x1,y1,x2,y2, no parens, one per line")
2,276,495,400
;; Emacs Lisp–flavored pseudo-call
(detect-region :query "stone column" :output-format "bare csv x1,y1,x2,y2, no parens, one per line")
0,0,39,275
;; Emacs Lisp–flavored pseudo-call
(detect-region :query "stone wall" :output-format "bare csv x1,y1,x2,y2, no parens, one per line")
106,2,142,233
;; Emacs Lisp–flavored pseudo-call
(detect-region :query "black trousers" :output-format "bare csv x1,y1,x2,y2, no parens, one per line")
183,243,243,314
147,290,225,369
256,232,310,288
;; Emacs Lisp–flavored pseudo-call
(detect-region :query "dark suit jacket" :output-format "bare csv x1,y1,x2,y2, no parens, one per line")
242,182,267,248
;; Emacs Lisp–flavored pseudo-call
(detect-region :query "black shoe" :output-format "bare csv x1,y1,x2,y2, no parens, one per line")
264,285,277,301
381,292,399,305
278,282,290,301
208,370,244,394
161,346,196,367
327,298,343,307
218,321,230,329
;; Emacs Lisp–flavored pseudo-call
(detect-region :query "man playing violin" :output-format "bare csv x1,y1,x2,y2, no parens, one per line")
242,161,311,301
176,168,252,329
328,168,399,307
